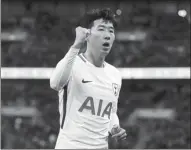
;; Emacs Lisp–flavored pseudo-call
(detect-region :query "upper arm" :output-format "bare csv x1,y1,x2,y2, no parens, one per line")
50,48,80,91
50,56,78,91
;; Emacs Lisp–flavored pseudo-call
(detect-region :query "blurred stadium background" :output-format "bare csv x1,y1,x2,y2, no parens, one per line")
1,0,190,149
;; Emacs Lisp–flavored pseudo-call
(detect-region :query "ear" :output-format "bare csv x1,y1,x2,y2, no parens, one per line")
85,29,91,41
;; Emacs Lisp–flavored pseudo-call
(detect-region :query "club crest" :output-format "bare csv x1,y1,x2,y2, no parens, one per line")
112,83,119,96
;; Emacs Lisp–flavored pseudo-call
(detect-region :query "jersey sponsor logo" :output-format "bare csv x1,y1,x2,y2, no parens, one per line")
112,83,119,96
82,79,92,83
78,96,112,119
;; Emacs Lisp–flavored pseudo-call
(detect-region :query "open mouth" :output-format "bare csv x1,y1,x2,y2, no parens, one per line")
103,42,110,47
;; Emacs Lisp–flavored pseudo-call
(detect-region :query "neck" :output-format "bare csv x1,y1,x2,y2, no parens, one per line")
84,46,105,67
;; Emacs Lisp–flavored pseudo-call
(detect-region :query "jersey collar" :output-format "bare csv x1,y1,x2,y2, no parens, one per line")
79,53,106,68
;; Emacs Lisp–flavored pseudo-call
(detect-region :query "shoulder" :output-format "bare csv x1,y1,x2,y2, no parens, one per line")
72,53,87,69
75,53,88,65
105,62,122,85
105,62,121,78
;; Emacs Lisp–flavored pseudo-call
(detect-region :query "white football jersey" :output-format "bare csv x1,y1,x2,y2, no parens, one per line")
55,53,122,149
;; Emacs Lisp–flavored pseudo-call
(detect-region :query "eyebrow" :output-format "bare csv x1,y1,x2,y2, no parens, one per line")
98,25,114,30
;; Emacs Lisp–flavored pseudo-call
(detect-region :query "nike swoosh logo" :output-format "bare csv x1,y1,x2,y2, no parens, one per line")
82,79,92,83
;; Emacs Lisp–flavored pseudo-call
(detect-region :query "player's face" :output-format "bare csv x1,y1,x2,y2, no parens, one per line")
88,18,115,56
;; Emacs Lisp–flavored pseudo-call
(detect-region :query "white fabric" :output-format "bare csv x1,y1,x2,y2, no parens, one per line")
50,47,80,91
53,54,122,149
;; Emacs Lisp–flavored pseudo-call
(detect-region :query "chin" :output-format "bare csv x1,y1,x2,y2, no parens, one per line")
102,47,111,52
101,49,110,56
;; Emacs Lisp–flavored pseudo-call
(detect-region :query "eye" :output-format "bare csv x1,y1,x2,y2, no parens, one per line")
110,30,114,33
98,28,104,31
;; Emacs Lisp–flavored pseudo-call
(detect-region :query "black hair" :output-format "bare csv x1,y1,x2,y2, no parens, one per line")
79,8,117,29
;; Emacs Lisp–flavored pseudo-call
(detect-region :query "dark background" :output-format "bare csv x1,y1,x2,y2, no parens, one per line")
1,0,190,148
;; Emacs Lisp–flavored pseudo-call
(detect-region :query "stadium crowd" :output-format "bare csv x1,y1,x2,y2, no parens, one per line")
1,0,190,149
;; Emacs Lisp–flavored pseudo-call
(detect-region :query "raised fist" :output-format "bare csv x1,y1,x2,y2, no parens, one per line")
73,26,90,49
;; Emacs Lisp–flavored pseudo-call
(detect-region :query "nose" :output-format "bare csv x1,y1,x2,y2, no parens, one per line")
104,36,110,40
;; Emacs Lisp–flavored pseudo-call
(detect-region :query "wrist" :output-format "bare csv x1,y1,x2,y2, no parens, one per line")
72,42,83,49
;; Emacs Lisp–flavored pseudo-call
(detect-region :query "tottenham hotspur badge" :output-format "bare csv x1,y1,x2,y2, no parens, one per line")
112,83,119,96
